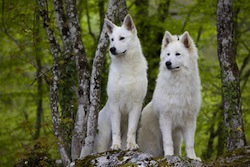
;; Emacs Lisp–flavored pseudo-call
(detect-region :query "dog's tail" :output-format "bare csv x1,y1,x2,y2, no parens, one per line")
138,101,163,157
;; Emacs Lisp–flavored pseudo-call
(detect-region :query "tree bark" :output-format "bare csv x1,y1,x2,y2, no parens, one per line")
216,0,247,152
65,0,91,161
53,0,72,57
37,0,71,166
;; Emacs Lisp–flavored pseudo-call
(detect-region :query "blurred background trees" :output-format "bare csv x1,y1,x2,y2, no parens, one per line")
0,0,249,166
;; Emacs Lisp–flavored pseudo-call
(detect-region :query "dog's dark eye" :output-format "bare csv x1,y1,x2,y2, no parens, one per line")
111,38,114,41
176,53,180,56
119,37,125,40
167,53,170,56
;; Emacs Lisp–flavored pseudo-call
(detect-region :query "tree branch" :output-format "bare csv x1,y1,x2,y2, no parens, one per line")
85,0,97,43
53,0,72,57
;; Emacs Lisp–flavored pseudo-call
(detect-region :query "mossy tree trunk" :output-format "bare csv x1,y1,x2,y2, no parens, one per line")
216,0,247,152
38,0,128,165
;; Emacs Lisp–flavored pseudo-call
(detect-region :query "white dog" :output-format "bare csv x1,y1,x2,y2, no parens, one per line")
138,31,201,161
94,14,148,152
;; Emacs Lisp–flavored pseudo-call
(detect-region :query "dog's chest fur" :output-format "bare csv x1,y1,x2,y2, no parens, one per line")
153,69,201,125
107,52,147,109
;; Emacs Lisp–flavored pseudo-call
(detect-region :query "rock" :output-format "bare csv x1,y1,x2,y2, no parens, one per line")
205,146,250,167
74,150,202,167
75,150,156,167
73,146,250,167
159,156,202,167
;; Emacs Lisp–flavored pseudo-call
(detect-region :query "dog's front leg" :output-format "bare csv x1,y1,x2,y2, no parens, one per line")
160,115,174,156
127,104,142,150
183,117,201,161
110,104,121,150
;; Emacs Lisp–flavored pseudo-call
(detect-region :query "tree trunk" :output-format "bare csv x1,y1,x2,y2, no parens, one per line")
216,0,246,152
80,0,128,158
65,0,91,161
38,0,129,164
37,0,71,165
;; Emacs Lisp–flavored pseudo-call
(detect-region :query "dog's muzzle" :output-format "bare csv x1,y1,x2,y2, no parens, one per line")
165,61,172,69
165,61,180,70
110,47,117,55
110,47,126,55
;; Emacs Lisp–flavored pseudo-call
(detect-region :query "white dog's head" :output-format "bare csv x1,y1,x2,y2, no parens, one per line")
105,14,137,56
160,31,198,72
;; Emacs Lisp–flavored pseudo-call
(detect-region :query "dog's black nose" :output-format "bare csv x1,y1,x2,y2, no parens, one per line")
110,47,116,55
165,61,172,68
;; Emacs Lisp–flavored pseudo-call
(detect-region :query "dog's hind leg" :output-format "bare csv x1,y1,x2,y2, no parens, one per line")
94,106,112,153
138,102,163,157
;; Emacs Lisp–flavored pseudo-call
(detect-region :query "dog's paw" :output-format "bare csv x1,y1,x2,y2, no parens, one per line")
192,157,202,161
126,142,139,150
110,144,121,150
188,156,202,161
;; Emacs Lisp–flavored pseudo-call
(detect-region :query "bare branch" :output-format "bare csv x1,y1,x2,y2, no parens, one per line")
85,0,97,43
239,42,250,76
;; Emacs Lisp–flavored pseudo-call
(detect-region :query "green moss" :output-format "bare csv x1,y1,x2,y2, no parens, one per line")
207,146,250,166
75,155,97,167
117,162,137,167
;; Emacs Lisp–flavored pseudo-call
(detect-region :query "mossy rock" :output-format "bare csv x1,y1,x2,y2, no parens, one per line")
75,150,154,167
205,146,250,166
74,146,250,167
74,150,202,167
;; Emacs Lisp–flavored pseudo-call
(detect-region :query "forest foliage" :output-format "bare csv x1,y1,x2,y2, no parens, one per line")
0,0,250,166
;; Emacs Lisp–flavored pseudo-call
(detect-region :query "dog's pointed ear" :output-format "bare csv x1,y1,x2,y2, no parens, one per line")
123,14,137,34
105,18,115,35
180,31,191,49
162,31,173,48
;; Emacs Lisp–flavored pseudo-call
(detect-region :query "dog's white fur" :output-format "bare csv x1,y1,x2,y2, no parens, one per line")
94,14,148,152
138,31,201,161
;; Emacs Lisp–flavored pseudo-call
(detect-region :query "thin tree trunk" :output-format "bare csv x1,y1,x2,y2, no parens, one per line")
34,57,43,141
65,0,91,161
37,0,71,165
54,0,76,153
98,0,105,32
80,0,128,158
39,0,129,163
53,0,72,57
33,8,43,141
216,0,247,152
